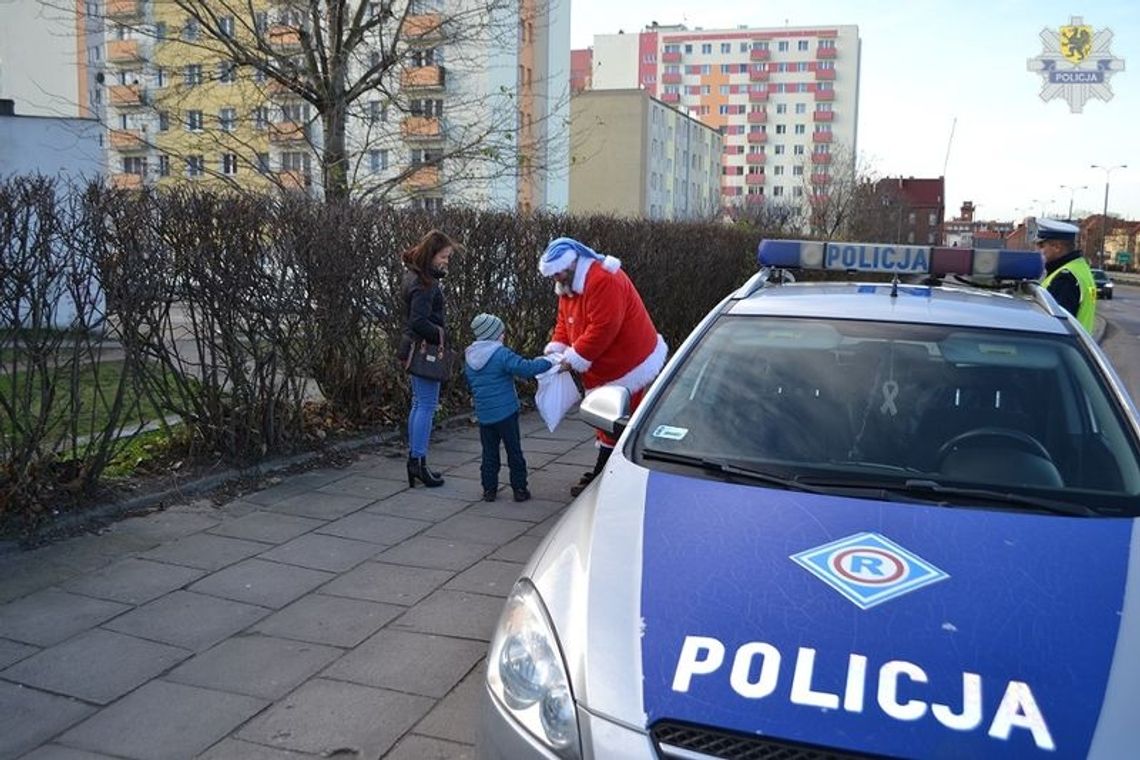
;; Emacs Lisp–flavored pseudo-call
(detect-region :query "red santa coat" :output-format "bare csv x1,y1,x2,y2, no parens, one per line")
544,256,667,395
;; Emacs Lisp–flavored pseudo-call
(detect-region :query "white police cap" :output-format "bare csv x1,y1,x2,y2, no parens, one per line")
1033,218,1080,243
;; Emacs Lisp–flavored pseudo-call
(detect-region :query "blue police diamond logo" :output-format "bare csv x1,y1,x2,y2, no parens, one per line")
790,532,949,610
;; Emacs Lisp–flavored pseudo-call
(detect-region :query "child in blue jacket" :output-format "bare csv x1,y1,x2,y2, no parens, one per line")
465,313,553,502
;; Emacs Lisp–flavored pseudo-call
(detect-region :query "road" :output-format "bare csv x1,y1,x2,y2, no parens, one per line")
1099,284,1140,403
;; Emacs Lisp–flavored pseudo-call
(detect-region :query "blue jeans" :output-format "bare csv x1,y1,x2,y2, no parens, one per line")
408,375,441,458
479,412,528,491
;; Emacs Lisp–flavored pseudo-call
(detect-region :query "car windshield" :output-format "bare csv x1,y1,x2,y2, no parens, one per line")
1092,269,1108,283
634,316,1140,515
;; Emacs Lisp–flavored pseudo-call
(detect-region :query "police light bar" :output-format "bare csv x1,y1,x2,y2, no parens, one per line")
758,240,1044,280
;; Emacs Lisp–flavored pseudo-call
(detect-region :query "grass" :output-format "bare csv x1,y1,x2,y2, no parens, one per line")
0,359,170,444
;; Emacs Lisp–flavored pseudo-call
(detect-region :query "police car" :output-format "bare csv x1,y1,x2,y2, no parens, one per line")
480,240,1140,759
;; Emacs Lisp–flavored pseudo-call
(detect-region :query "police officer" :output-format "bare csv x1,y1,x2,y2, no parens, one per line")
1035,218,1097,332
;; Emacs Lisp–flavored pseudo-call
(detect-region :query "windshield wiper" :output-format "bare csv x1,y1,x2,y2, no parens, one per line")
641,448,825,494
797,476,1097,517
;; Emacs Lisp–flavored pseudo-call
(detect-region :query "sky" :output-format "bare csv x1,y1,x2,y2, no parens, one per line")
570,0,1140,223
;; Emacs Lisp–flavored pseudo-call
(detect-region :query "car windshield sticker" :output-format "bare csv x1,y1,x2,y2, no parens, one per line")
790,532,949,609
651,425,688,441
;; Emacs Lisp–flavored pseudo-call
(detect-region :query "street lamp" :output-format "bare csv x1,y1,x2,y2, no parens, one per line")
1059,184,1087,220
1091,164,1127,268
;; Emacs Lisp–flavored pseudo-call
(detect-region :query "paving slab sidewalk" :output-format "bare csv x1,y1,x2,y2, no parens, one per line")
0,411,594,760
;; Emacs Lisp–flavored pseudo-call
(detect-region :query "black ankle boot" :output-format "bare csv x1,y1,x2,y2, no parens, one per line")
407,456,444,488
570,447,613,497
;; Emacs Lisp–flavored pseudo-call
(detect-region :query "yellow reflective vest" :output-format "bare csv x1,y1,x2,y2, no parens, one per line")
1042,255,1097,333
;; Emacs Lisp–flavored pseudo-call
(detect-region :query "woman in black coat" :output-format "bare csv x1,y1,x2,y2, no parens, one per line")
399,229,457,487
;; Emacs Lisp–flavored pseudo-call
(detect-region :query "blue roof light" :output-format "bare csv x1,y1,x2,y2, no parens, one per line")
757,240,1044,280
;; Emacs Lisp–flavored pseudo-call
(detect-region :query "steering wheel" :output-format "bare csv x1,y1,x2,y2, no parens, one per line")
936,427,1053,465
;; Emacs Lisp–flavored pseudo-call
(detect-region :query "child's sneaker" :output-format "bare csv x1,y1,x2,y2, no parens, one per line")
482,489,497,502
513,488,531,503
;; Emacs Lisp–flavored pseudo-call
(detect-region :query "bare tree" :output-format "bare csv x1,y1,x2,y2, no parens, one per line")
54,0,569,204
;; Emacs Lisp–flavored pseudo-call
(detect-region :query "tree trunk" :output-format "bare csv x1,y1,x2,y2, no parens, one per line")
322,99,349,202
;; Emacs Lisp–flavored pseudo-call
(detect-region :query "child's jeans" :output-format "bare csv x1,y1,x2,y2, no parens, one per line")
479,412,527,492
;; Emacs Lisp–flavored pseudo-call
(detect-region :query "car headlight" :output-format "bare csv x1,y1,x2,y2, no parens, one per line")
487,579,581,758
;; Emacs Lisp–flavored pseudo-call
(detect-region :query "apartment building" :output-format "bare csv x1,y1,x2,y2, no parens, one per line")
569,89,721,220
101,0,569,211
0,0,103,120
590,23,860,210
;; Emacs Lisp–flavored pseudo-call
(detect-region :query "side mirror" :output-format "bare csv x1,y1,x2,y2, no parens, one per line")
579,385,631,438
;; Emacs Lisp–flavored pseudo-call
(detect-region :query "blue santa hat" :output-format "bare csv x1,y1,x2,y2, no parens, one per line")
539,237,605,277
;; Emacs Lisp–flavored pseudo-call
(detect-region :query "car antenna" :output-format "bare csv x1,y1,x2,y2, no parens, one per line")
890,273,900,298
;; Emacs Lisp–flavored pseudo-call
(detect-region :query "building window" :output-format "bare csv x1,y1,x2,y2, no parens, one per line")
154,21,167,40
798,62,809,72
369,149,389,172
740,42,750,52
928,232,936,243
798,40,809,51
254,153,270,174
187,110,203,131
186,155,204,177
410,99,443,117
122,156,147,175
908,231,915,243
793,144,805,155
222,153,239,176
219,107,236,132
701,43,712,54
755,41,769,50
816,102,833,112
182,18,199,41
774,145,785,155
773,185,784,196
218,62,237,83
281,151,310,172
184,64,203,86
255,12,268,34
775,124,786,134
794,124,805,134
158,154,170,177
253,106,269,130
219,16,235,38
773,165,784,176
158,111,169,131
777,41,789,52
792,165,804,176
929,212,938,225
155,67,166,87
819,39,836,49
720,43,731,53
794,186,804,197
684,44,692,53
775,103,787,114
908,212,917,225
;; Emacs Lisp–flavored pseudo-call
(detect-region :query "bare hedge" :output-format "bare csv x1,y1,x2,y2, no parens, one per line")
1,177,766,524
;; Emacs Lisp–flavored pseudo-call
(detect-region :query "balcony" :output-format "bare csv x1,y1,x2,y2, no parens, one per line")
107,39,143,64
405,13,444,40
269,121,308,143
109,129,146,151
745,174,765,185
661,72,683,85
269,25,301,50
401,65,446,90
402,116,442,140
110,173,143,190
815,69,836,81
404,165,441,190
106,0,141,21
662,51,682,63
277,170,311,190
749,69,769,82
817,47,838,59
109,84,144,107
748,90,769,103
811,173,831,185
750,48,770,61
746,193,765,205
747,110,768,124
746,132,767,144
746,152,766,164
661,92,680,103
812,131,833,143
813,110,835,122
811,153,833,165
267,78,295,97
814,90,836,102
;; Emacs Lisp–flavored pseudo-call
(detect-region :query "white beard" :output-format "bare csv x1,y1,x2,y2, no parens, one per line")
554,281,575,297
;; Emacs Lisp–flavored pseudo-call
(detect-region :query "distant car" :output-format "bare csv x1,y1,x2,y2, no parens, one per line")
479,239,1140,759
1092,268,1114,300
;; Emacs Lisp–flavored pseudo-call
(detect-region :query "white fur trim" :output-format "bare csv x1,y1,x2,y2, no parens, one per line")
564,347,592,372
544,341,568,355
571,256,594,294
539,248,577,277
601,255,622,273
609,334,668,394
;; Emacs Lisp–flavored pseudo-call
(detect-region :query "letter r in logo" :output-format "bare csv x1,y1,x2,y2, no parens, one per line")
850,554,885,576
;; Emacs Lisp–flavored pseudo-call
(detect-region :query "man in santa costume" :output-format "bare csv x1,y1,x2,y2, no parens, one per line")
539,237,668,496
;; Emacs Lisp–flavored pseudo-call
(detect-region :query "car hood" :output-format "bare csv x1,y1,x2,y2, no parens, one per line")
532,461,1140,759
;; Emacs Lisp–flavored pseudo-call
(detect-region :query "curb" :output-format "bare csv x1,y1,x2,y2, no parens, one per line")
2,411,476,552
